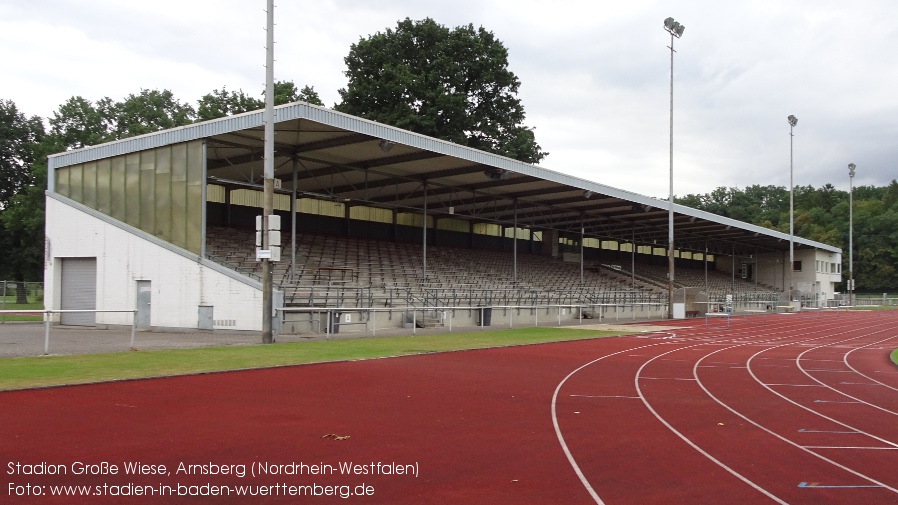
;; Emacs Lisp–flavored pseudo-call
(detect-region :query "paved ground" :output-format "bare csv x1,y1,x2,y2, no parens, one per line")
0,320,624,358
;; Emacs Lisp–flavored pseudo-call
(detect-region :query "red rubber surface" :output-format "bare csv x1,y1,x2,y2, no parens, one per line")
3,310,898,504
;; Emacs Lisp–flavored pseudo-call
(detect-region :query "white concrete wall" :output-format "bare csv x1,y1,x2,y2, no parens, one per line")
755,248,842,300
45,197,264,331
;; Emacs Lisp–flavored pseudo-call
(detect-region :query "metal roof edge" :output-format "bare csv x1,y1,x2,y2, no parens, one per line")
44,102,841,255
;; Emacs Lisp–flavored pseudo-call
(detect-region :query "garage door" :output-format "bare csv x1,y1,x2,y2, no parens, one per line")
60,257,97,326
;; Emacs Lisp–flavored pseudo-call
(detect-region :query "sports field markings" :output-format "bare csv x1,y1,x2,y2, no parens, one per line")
803,446,898,450
688,319,898,496
552,340,674,505
798,428,861,434
634,341,790,504
569,394,640,399
798,481,884,489
766,384,826,387
551,330,768,505
841,333,898,393
554,316,898,502
839,381,881,385
793,330,898,417
813,400,861,404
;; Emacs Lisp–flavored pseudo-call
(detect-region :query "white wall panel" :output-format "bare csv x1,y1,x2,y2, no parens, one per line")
45,197,263,331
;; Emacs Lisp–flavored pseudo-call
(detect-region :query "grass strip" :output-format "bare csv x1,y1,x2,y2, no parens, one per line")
0,327,625,391
0,316,43,322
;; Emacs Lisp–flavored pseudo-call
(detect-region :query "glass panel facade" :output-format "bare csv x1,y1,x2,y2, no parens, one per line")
53,140,205,255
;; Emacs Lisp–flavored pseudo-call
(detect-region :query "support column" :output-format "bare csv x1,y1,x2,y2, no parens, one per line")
291,156,298,283
422,182,428,281
513,200,518,284
579,216,584,284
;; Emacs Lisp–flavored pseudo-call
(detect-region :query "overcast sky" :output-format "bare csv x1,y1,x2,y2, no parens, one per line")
3,0,896,199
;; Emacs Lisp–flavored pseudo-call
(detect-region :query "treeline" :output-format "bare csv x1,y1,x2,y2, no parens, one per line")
677,183,898,292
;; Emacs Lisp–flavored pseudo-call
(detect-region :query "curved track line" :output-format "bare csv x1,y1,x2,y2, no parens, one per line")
746,324,898,448
843,334,898,393
551,341,668,505
796,333,898,416
634,343,790,504
552,314,881,503
695,341,898,495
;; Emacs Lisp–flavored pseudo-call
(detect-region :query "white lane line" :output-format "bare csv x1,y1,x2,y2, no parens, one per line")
634,344,789,504
766,384,826,387
696,344,898,496
552,341,674,505
798,428,861,434
570,394,640,399
803,446,898,450
794,328,898,418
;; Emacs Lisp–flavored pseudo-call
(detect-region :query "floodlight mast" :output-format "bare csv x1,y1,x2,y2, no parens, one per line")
261,0,275,344
848,163,856,306
787,115,797,298
664,17,684,320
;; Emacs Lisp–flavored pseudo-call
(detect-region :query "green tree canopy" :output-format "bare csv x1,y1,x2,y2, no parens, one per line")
0,100,50,293
336,17,547,164
197,82,323,122
678,182,898,292
0,99,44,207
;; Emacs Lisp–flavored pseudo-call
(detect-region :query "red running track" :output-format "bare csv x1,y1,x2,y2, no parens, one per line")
2,310,898,504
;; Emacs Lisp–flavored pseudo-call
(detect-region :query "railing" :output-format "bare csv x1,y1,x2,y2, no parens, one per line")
278,300,667,338
0,309,137,355
205,254,283,289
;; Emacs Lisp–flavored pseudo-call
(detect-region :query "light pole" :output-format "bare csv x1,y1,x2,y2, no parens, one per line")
664,17,685,319
848,163,856,306
787,114,797,298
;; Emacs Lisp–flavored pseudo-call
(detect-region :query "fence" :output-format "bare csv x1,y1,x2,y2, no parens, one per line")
1,281,44,310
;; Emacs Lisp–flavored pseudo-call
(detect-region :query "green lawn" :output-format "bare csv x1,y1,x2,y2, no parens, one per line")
0,327,624,391
0,315,43,322
892,348,898,367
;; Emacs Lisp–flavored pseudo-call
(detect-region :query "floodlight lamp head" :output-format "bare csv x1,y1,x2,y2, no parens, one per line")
663,17,684,37
787,115,798,127
583,190,594,199
379,139,394,153
848,163,856,177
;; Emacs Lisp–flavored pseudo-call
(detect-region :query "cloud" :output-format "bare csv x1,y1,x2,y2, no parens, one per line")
3,0,897,197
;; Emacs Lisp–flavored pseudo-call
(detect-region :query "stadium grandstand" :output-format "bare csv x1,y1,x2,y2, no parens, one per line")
44,102,842,334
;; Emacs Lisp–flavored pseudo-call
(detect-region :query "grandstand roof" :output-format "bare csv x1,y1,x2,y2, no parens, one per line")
48,102,840,256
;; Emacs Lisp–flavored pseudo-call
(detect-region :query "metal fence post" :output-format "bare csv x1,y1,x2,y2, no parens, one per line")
44,310,51,355
131,310,137,349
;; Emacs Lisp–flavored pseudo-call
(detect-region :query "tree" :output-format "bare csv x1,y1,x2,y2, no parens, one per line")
196,82,323,122
50,90,196,150
0,99,44,207
336,17,547,164
296,85,324,106
48,96,117,149
0,160,48,302
0,99,47,301
197,87,262,121
115,89,196,138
